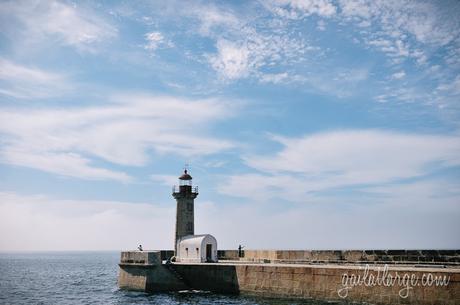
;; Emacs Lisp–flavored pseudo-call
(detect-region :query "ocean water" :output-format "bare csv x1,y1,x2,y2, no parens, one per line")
0,252,345,305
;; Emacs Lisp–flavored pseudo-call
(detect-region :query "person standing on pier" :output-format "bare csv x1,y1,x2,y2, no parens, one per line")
238,245,245,258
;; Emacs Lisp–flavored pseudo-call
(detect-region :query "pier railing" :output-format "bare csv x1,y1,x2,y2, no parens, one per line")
172,185,198,194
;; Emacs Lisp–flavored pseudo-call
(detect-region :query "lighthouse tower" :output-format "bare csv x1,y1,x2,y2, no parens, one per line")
172,169,198,254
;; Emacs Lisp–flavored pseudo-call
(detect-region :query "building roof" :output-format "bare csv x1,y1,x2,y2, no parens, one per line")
177,234,217,247
179,169,192,180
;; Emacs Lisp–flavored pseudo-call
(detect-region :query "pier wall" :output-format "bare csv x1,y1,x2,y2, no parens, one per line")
174,263,460,305
218,249,460,265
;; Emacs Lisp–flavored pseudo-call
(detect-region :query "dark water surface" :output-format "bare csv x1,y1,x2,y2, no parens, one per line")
0,252,345,305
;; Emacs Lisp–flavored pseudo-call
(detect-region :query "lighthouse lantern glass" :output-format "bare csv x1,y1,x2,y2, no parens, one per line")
180,179,192,186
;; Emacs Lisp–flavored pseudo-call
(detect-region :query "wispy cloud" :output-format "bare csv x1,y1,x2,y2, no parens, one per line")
338,0,460,71
267,0,337,19
290,67,370,98
211,178,460,249
340,1,459,46
151,174,178,187
209,39,250,80
0,58,71,99
208,32,309,81
259,72,289,84
0,0,117,52
0,94,237,182
391,70,406,80
437,75,460,96
143,31,173,54
188,4,240,36
219,130,460,201
259,0,460,110
177,2,311,82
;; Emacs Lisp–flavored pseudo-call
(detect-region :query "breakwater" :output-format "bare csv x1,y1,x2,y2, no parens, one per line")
218,249,460,265
118,250,460,304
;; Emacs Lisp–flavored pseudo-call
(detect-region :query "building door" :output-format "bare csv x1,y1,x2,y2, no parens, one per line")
206,244,212,262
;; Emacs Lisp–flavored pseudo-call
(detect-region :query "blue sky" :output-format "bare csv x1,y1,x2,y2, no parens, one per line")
0,0,459,251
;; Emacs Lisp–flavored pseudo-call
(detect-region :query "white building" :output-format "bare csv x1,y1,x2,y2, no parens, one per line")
176,234,218,263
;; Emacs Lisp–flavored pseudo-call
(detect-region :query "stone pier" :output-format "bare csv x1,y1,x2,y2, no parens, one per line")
118,250,460,304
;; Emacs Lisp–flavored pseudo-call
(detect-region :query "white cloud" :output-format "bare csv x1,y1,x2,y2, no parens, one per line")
254,0,459,109
188,5,240,36
193,2,370,94
316,20,326,31
144,31,173,53
0,94,236,181
334,68,369,82
210,179,460,249
374,85,441,106
391,70,406,80
268,0,337,19
437,75,460,96
217,173,304,201
260,72,289,84
367,38,410,58
208,33,307,81
340,1,459,46
0,192,174,251
220,130,460,201
0,59,60,83
144,32,164,49
0,58,71,99
3,178,459,251
209,39,250,80
0,0,117,52
339,1,460,65
181,2,310,82
250,130,460,180
296,67,369,98
2,148,132,182
151,174,178,187
332,1,460,112
339,0,372,19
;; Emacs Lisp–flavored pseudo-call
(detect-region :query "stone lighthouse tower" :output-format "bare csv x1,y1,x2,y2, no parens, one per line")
172,169,198,254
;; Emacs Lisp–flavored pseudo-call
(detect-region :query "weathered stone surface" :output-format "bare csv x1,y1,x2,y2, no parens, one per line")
118,265,149,291
118,251,187,292
218,249,460,265
172,179,198,254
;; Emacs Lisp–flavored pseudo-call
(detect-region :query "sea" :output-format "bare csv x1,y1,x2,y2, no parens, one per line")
0,252,346,305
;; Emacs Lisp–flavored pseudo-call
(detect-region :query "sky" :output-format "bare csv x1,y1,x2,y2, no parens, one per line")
0,0,459,251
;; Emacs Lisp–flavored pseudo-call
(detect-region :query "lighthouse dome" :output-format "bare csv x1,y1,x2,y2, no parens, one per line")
179,169,192,180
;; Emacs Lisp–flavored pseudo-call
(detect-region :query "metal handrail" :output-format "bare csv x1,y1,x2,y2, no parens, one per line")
172,185,198,193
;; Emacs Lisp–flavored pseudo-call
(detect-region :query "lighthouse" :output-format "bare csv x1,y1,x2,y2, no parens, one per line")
172,169,218,262
172,169,198,254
